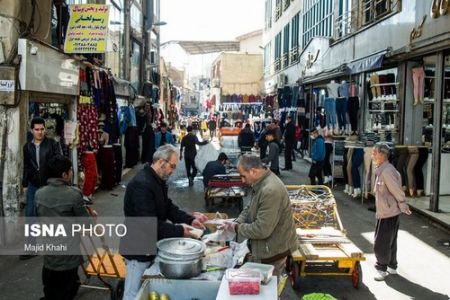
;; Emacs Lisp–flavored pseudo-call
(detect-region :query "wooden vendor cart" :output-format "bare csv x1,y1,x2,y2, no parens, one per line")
285,185,365,290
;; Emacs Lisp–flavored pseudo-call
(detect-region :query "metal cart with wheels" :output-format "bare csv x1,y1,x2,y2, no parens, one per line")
285,185,365,290
204,174,247,211
79,207,126,300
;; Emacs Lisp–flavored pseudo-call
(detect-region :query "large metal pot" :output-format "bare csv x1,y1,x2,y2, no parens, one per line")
158,257,203,279
156,238,206,279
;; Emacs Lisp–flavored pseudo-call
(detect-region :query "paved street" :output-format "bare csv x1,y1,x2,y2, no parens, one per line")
0,151,449,300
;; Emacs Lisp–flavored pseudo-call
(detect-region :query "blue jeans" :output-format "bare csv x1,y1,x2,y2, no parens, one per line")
351,148,364,188
123,259,151,300
324,97,337,127
26,183,38,217
335,98,348,129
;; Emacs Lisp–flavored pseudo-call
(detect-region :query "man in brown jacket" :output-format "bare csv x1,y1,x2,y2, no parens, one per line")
223,154,298,277
372,143,411,281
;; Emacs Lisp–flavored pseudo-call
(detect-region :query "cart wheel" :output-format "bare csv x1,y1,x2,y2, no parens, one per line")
110,279,125,300
352,262,362,289
289,260,301,290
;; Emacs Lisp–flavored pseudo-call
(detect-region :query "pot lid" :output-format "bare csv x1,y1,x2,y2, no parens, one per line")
157,238,205,256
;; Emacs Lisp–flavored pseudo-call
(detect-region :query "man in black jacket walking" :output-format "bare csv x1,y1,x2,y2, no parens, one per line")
283,116,296,170
180,126,208,186
22,117,62,217
121,144,207,300
238,123,255,153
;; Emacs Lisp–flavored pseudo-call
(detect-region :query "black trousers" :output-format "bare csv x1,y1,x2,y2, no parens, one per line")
374,215,400,271
42,266,80,300
414,148,428,190
284,142,294,169
125,126,139,168
113,144,122,184
394,148,409,188
260,145,267,159
185,156,197,179
348,97,360,131
309,161,324,185
323,143,333,177
343,148,349,184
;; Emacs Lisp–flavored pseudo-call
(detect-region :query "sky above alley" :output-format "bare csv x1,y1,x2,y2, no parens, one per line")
160,0,264,43
160,0,264,76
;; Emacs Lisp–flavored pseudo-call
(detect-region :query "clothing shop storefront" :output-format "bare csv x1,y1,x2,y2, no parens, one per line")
18,39,80,184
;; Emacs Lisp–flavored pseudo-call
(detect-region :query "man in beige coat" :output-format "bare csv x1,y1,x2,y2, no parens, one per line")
372,143,411,281
223,154,298,277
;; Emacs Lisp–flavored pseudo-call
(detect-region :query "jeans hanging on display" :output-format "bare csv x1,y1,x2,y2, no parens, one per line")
414,147,428,190
335,98,348,129
100,146,116,190
113,144,123,184
363,147,375,195
125,126,140,167
141,125,155,163
351,148,364,189
348,97,360,131
394,147,409,188
323,143,333,177
412,67,425,104
406,147,419,190
343,148,349,185
346,148,354,186
82,151,97,196
324,98,337,127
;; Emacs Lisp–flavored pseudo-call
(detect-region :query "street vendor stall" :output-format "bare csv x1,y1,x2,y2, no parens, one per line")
286,185,365,290
137,213,279,299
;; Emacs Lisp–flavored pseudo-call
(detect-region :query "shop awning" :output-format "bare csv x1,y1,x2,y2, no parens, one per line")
164,40,240,55
347,50,387,74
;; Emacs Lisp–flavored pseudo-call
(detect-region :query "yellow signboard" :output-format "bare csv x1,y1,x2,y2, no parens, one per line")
64,4,110,53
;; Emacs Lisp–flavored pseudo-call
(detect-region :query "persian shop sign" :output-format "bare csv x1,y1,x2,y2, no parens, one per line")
64,4,110,53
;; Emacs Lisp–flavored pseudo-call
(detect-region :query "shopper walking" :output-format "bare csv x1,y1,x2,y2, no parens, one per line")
323,127,334,184
155,122,175,148
208,117,217,139
309,128,325,185
35,155,88,300
238,123,255,153
283,116,296,170
121,145,207,300
262,129,280,175
140,103,155,163
371,142,411,281
180,126,208,186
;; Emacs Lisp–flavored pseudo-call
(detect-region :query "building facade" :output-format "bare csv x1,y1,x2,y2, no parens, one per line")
263,0,450,212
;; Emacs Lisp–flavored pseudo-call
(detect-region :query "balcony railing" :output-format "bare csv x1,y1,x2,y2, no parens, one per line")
282,53,289,68
290,46,299,64
274,58,281,72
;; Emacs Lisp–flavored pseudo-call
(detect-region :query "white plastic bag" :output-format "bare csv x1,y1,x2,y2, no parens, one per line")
195,143,219,172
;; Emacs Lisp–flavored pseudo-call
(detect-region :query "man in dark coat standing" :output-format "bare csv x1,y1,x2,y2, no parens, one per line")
180,126,209,186
283,116,296,170
22,117,62,218
121,144,207,300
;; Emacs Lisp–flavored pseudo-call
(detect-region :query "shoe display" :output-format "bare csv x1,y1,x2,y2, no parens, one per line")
352,187,361,198
374,270,389,281
387,267,398,275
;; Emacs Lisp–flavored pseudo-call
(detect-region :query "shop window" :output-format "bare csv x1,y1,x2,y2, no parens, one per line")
274,32,282,72
130,1,143,35
105,0,124,78
265,0,273,29
130,41,142,92
282,24,290,68
442,54,450,152
365,67,399,143
290,13,300,64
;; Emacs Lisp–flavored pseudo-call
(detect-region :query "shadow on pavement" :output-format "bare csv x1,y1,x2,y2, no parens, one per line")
385,275,449,299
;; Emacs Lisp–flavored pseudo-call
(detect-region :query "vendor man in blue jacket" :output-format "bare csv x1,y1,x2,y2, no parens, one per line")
121,144,207,300
309,128,325,185
202,152,229,187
